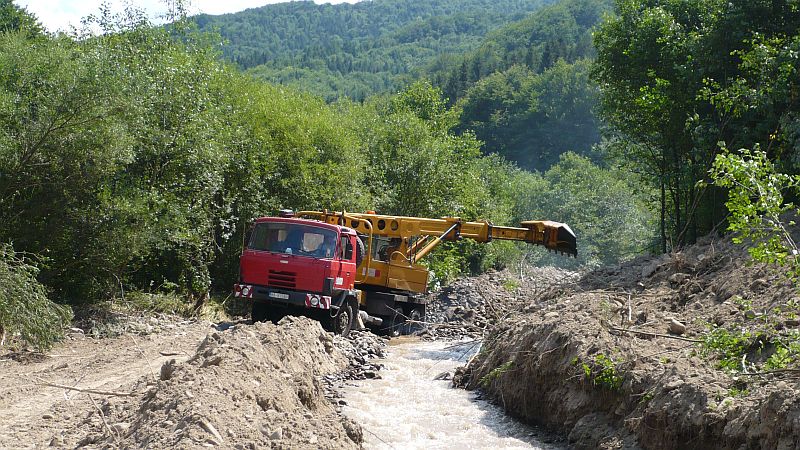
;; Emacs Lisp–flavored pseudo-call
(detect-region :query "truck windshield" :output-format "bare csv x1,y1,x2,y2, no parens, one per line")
248,222,338,258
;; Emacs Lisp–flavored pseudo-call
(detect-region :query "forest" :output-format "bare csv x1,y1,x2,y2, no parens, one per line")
194,0,556,101
2,0,799,349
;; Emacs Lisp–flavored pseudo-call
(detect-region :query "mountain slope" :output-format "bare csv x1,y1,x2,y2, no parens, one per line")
434,0,614,171
193,0,556,101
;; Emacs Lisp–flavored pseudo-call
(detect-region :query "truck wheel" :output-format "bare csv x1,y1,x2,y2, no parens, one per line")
330,302,354,337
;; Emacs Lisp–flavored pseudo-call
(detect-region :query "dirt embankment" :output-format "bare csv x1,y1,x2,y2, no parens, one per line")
456,237,800,449
0,316,381,449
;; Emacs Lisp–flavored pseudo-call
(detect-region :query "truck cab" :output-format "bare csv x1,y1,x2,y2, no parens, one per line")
234,217,362,335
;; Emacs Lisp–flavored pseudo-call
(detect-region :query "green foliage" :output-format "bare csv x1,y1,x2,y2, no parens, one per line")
709,146,800,278
442,0,612,171
0,0,42,37
581,353,624,390
700,326,758,373
194,0,552,101
534,152,657,268
199,0,611,174
593,0,800,251
0,244,72,351
502,278,521,291
765,330,800,371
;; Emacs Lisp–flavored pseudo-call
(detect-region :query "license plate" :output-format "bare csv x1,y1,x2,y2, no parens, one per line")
269,292,289,300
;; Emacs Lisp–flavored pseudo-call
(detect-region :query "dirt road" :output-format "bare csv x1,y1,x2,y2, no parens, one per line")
0,317,370,449
0,320,210,448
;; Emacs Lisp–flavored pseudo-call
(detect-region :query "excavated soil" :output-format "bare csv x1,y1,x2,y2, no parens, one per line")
457,236,800,449
0,316,378,449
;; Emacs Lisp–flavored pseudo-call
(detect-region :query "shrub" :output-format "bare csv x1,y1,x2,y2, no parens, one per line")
0,244,72,351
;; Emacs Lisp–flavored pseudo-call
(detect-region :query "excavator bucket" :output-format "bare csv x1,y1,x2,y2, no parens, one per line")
520,221,578,257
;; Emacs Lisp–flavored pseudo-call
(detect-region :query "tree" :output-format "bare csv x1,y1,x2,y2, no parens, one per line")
593,0,800,252
0,0,42,36
710,146,800,278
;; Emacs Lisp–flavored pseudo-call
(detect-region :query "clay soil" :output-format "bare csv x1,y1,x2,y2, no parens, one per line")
457,236,800,449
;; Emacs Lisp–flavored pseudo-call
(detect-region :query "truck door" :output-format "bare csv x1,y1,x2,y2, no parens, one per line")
336,235,357,289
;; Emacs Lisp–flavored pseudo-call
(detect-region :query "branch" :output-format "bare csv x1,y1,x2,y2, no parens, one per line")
607,326,703,343
38,379,136,397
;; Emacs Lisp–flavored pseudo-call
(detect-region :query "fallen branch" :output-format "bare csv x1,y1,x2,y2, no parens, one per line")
88,393,117,442
607,326,703,343
38,380,136,397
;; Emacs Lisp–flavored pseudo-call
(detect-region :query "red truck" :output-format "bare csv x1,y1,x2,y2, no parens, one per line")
235,210,577,336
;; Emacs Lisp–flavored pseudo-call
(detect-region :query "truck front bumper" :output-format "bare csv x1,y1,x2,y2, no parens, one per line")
234,284,333,310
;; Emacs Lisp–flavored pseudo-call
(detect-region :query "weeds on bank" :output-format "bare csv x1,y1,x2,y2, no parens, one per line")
574,353,624,391
699,313,800,374
502,279,521,291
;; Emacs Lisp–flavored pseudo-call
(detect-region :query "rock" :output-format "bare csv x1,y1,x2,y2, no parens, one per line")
433,371,452,381
668,319,687,335
665,379,685,391
41,414,54,420
668,273,691,285
750,279,769,291
111,422,130,435
160,359,177,381
269,428,283,440
785,319,800,328
744,310,757,320
544,312,559,319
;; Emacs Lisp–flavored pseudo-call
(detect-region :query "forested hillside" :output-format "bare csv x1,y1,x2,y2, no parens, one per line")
194,0,556,101
437,0,613,171
196,0,612,172
0,1,655,348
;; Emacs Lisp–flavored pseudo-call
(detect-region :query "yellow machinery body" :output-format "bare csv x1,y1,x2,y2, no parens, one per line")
298,210,577,296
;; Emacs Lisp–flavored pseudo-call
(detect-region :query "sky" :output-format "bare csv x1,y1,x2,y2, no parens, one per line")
16,0,362,33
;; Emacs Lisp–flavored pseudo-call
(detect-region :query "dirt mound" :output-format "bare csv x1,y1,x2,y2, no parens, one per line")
65,317,364,449
458,236,800,449
424,267,579,339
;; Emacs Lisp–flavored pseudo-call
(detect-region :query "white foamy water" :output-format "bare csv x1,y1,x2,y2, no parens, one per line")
341,338,565,450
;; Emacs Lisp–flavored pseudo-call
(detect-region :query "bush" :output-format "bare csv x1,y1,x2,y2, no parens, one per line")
0,244,72,351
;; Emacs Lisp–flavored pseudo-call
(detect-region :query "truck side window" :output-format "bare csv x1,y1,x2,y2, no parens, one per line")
340,236,353,261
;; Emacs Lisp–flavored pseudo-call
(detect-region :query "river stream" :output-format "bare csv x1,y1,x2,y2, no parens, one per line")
341,338,565,450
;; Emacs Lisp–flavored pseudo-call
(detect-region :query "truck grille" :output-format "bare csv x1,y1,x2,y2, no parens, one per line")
268,270,296,289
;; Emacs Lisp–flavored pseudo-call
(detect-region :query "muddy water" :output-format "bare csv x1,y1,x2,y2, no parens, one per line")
341,338,565,450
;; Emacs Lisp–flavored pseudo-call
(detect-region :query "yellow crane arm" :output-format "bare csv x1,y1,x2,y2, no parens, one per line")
297,210,576,294
299,211,577,258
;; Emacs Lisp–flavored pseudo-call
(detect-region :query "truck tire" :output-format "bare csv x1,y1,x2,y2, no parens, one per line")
330,301,354,337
